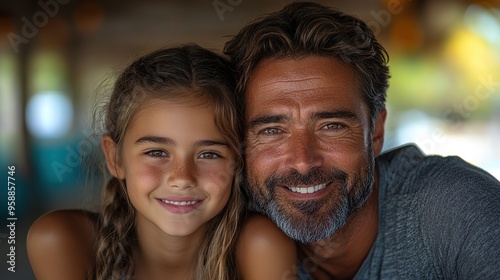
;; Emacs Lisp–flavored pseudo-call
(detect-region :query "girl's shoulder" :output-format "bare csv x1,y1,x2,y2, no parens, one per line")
238,213,295,248
27,209,99,280
237,213,298,280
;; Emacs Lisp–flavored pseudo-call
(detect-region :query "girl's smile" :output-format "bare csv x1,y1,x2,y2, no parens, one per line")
156,197,203,214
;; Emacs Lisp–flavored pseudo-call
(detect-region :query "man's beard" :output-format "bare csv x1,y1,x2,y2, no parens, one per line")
246,152,375,244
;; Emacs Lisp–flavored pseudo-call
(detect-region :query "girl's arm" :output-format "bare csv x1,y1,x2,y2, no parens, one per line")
27,210,98,280
237,213,298,280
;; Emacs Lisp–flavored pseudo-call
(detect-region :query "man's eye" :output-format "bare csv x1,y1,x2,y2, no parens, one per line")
260,127,281,135
323,123,345,130
198,152,221,159
146,150,167,158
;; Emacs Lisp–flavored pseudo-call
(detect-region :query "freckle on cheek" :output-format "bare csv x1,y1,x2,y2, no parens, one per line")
137,166,163,183
201,169,226,186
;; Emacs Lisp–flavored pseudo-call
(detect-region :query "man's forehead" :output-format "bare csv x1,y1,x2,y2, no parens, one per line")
244,56,359,105
246,56,356,91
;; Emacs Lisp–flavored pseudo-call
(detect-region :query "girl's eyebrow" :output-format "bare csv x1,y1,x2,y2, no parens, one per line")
134,136,228,147
135,136,175,145
194,140,229,147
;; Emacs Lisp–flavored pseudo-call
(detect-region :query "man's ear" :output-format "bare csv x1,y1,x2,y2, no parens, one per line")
372,109,387,157
102,135,125,179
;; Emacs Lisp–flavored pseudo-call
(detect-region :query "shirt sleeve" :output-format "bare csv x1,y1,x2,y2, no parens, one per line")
418,156,500,279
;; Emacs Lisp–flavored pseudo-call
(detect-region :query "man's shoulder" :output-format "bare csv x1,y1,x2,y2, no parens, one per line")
368,145,500,279
376,143,500,259
377,143,499,196
377,144,500,229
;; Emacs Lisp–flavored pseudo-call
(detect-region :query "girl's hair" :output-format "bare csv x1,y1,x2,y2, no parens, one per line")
93,44,244,280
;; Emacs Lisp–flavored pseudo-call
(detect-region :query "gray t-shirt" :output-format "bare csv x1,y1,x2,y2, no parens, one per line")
298,144,500,279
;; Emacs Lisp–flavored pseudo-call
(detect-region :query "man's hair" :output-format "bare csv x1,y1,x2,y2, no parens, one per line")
224,1,390,125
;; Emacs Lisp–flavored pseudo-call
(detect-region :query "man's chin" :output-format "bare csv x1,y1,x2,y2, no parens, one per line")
265,202,349,243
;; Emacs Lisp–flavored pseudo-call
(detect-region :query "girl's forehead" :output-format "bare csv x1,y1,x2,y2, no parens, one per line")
136,94,214,111
134,98,214,119
126,100,220,138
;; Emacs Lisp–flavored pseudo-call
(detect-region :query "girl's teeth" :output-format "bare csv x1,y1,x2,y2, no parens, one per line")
288,183,327,194
161,200,198,205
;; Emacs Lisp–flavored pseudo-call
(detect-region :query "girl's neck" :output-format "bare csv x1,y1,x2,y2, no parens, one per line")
133,217,207,279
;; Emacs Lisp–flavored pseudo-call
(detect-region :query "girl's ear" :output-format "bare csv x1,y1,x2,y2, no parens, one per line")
102,135,125,179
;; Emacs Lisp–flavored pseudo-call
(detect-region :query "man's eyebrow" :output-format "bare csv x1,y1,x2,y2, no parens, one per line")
135,136,175,145
311,110,359,121
247,114,288,129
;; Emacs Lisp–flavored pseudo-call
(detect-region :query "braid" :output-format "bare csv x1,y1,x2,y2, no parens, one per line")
195,168,245,279
94,177,136,279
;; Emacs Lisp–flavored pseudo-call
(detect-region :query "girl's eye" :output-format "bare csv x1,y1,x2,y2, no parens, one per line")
198,152,221,159
146,150,168,158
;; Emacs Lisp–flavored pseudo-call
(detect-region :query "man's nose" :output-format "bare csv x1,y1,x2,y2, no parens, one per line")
167,157,196,189
284,130,323,174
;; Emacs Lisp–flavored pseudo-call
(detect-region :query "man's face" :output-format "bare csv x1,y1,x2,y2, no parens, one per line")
244,56,383,243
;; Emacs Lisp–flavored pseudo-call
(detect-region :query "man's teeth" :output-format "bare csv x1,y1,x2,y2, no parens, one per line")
287,183,327,194
161,200,198,206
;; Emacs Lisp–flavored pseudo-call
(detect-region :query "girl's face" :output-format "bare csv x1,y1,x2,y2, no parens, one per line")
106,98,235,237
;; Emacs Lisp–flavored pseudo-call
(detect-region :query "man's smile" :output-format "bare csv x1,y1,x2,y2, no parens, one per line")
284,182,329,194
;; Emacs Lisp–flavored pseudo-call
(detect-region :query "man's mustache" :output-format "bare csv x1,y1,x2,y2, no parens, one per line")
265,167,348,188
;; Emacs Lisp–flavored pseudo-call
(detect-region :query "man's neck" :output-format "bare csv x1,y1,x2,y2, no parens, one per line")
298,174,379,279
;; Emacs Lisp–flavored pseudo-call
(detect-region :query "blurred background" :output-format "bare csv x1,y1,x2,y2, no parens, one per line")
0,0,499,278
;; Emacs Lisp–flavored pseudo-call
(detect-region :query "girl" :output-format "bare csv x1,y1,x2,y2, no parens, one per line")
27,45,297,279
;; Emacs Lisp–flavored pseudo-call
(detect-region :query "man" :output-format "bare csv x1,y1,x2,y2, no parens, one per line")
224,2,500,279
